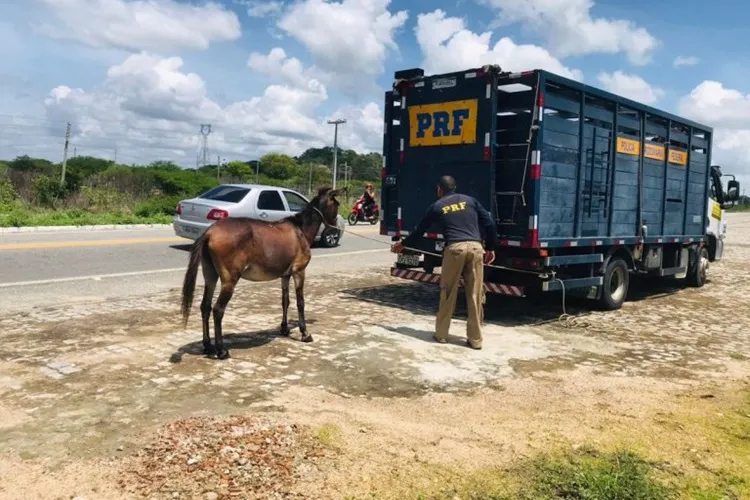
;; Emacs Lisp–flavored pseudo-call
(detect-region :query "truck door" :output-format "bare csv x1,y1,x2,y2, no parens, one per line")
388,68,497,235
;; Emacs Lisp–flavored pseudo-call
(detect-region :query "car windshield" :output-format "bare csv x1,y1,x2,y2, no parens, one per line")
198,185,251,203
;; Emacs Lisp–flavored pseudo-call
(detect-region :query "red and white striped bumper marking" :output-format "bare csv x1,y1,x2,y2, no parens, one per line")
390,268,524,296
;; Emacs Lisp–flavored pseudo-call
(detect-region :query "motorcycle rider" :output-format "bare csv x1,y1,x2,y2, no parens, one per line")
361,183,376,217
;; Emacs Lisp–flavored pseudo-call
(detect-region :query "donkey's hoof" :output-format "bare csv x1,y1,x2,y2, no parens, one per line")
301,334,314,343
216,349,231,360
280,324,291,336
203,343,217,356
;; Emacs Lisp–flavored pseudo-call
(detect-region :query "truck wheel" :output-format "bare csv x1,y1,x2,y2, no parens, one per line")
599,258,629,310
687,247,709,287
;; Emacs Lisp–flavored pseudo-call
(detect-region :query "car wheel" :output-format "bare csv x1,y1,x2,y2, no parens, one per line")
320,228,340,248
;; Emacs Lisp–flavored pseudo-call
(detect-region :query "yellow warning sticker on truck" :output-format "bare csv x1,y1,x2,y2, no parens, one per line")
711,199,722,219
644,143,665,161
409,99,478,147
668,148,688,166
616,137,640,156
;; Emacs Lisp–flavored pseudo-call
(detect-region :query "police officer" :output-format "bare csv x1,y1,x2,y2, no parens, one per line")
391,175,497,349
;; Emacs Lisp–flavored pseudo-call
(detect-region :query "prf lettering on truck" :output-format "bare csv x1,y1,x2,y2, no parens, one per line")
408,99,478,147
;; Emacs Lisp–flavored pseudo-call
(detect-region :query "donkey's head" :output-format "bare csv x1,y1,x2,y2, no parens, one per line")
312,186,343,227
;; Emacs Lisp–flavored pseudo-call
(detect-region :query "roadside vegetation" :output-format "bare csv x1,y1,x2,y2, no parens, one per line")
335,385,750,500
0,148,381,227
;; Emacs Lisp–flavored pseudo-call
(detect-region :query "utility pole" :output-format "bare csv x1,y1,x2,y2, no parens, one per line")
308,163,313,195
60,122,71,187
254,159,261,183
327,118,346,189
113,148,118,165
217,155,221,181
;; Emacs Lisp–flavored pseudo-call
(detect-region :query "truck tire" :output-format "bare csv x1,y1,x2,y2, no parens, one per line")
599,258,629,310
687,246,709,287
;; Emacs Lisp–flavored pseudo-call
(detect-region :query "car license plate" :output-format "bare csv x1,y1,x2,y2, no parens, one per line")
435,241,445,251
182,224,199,234
396,253,420,267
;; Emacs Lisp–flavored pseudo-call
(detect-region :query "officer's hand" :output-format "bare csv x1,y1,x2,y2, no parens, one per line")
483,250,495,265
391,242,404,254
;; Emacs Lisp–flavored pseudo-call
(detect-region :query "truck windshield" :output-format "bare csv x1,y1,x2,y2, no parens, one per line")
199,185,251,203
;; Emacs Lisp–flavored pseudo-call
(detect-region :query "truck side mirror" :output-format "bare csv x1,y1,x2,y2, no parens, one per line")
727,179,740,202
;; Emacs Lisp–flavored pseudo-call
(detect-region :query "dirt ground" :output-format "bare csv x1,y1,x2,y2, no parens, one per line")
1,214,750,499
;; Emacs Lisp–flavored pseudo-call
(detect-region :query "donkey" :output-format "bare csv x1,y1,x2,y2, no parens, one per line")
180,186,343,360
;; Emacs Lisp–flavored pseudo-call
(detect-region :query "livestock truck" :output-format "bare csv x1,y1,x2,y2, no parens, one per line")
381,65,741,310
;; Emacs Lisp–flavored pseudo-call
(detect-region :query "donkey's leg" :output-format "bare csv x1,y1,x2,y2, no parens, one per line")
292,270,312,343
280,275,291,336
200,260,219,356
213,280,236,360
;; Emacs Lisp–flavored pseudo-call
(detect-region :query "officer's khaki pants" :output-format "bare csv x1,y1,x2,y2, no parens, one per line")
435,241,485,346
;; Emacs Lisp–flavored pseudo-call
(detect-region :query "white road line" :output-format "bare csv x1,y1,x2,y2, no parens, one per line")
0,248,389,288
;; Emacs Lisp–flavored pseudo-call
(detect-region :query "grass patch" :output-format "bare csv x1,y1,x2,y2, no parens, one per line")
0,204,172,227
516,447,672,500
315,423,343,451
344,387,750,500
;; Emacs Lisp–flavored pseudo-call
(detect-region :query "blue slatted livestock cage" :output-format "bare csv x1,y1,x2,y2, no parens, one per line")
382,66,739,310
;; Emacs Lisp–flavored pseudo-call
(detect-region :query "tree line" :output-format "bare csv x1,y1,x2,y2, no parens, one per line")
0,147,382,221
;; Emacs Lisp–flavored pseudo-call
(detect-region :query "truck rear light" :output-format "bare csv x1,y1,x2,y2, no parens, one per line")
530,164,541,179
538,92,545,107
207,208,229,220
483,146,490,161
399,151,405,163
524,228,539,247
176,203,182,215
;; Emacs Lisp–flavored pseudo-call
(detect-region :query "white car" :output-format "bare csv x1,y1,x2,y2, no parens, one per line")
173,184,345,247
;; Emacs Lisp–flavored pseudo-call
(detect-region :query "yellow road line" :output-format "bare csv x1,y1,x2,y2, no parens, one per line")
0,237,185,251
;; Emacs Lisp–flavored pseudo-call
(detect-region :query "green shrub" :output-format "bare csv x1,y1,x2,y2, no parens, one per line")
33,175,67,207
134,195,183,217
0,177,19,205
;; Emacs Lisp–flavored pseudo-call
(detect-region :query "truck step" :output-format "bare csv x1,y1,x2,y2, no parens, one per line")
390,267,525,297
658,266,687,277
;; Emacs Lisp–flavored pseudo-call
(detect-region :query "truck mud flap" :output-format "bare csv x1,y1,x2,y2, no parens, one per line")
390,267,525,297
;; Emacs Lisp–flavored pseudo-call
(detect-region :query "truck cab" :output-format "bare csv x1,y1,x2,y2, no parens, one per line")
707,165,741,261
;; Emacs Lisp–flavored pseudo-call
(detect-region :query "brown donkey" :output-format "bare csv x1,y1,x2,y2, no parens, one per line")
180,186,343,359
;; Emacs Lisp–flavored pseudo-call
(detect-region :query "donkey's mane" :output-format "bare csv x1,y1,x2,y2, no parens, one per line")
283,186,333,228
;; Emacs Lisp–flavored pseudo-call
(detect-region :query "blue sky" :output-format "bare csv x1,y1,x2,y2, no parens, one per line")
0,0,748,180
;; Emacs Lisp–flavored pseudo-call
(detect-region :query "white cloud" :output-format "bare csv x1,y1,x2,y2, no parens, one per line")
678,81,750,182
482,0,659,65
596,71,664,104
277,0,408,81
247,48,328,97
243,0,284,18
673,55,699,68
36,51,381,166
415,10,583,80
34,0,241,52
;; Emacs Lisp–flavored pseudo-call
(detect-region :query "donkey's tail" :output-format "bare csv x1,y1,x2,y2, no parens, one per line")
181,234,206,327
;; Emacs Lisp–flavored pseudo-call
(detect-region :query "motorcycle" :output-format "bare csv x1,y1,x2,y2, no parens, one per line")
348,198,379,225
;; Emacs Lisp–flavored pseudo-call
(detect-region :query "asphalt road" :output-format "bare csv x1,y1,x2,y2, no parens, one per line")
0,224,394,312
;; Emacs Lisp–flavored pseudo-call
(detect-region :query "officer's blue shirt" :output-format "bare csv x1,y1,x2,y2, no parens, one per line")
402,191,498,249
